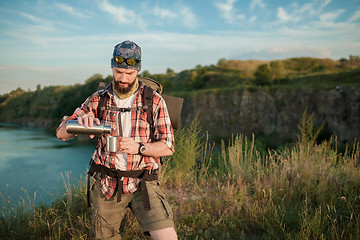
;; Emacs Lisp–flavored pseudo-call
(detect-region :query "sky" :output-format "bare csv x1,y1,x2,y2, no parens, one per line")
0,0,359,94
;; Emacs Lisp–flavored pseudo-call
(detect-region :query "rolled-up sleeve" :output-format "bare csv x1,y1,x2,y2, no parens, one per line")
55,93,100,141
153,93,175,152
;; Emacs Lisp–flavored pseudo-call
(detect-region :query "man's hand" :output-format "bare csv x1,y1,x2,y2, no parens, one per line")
77,116,101,139
119,137,140,154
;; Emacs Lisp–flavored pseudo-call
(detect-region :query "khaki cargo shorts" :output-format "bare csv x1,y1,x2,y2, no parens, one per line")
90,175,174,239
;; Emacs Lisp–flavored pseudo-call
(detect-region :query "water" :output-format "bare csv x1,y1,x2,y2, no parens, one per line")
0,123,94,207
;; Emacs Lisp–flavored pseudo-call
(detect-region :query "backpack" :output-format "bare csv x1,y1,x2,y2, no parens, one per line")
96,77,183,141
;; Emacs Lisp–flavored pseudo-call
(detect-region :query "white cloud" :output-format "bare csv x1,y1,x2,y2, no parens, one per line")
275,0,350,30
101,1,145,30
99,0,147,29
215,0,245,24
249,16,257,23
236,46,333,60
153,7,177,19
321,0,332,9
18,12,45,24
320,9,345,22
295,3,317,16
180,7,198,28
274,2,317,24
250,0,265,11
293,0,331,17
3,6,85,38
100,0,134,24
14,12,56,35
277,7,293,22
268,46,332,58
151,5,197,28
349,10,360,22
54,2,89,18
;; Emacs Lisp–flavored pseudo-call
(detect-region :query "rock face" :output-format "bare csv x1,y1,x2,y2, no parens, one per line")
181,87,360,144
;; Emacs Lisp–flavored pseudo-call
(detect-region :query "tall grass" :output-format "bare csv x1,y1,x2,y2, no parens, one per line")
161,116,203,187
1,113,360,239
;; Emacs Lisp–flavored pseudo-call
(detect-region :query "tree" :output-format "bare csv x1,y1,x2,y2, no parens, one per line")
217,58,226,67
166,68,175,75
140,70,152,78
339,58,348,68
85,74,103,84
349,54,360,68
253,64,272,85
270,61,287,80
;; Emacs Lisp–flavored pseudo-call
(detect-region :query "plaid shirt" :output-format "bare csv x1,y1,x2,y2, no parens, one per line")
57,82,174,199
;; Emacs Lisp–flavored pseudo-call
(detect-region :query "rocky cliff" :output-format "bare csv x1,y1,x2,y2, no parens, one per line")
181,87,360,144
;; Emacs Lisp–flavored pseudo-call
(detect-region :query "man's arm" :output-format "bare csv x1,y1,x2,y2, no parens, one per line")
119,137,173,158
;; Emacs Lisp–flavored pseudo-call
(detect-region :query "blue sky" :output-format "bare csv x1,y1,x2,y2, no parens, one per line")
0,0,359,94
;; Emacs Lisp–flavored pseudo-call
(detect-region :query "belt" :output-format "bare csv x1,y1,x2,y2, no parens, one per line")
87,161,158,210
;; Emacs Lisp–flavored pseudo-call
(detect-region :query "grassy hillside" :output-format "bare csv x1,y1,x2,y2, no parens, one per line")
153,56,359,94
216,57,340,77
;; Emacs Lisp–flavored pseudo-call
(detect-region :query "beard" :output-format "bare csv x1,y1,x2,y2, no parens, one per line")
114,79,136,94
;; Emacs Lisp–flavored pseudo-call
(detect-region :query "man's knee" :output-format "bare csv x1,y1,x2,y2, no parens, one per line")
149,227,178,240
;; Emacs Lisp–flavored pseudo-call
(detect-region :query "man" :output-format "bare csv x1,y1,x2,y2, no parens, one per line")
56,40,178,240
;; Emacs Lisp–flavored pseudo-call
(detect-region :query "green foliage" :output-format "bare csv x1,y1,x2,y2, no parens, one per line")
162,117,203,186
217,58,227,67
339,55,360,68
253,64,273,85
283,57,337,72
297,108,325,146
166,68,175,75
140,70,151,78
271,60,287,79
311,63,326,73
286,67,360,88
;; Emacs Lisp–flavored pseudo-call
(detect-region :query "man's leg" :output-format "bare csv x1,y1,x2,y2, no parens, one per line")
91,176,133,239
150,227,178,240
131,181,177,239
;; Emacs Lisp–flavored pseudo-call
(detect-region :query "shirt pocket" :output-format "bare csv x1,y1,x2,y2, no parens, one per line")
137,110,151,137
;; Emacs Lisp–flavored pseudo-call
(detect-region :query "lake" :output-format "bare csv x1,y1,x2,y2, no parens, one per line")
0,123,94,207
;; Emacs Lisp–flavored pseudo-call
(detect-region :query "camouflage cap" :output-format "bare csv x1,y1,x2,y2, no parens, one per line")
111,40,141,71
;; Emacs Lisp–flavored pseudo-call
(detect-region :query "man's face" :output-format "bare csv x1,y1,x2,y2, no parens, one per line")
112,67,139,94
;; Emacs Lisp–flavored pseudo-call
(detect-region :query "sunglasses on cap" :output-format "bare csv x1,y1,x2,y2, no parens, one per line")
113,56,140,66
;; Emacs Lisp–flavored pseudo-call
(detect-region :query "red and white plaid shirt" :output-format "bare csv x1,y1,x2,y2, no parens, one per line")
57,82,174,199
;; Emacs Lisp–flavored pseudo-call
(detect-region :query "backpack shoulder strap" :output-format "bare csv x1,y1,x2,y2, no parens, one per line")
96,83,111,121
143,85,155,142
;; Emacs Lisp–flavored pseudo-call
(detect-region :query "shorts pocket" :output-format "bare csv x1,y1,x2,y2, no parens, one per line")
150,181,173,218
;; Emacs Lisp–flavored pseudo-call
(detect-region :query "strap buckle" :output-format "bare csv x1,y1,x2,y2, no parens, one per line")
148,168,158,175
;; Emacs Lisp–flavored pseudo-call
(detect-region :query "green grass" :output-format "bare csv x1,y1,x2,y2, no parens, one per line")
1,114,360,239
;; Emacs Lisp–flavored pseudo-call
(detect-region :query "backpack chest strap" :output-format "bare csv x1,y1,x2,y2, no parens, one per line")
99,105,148,112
